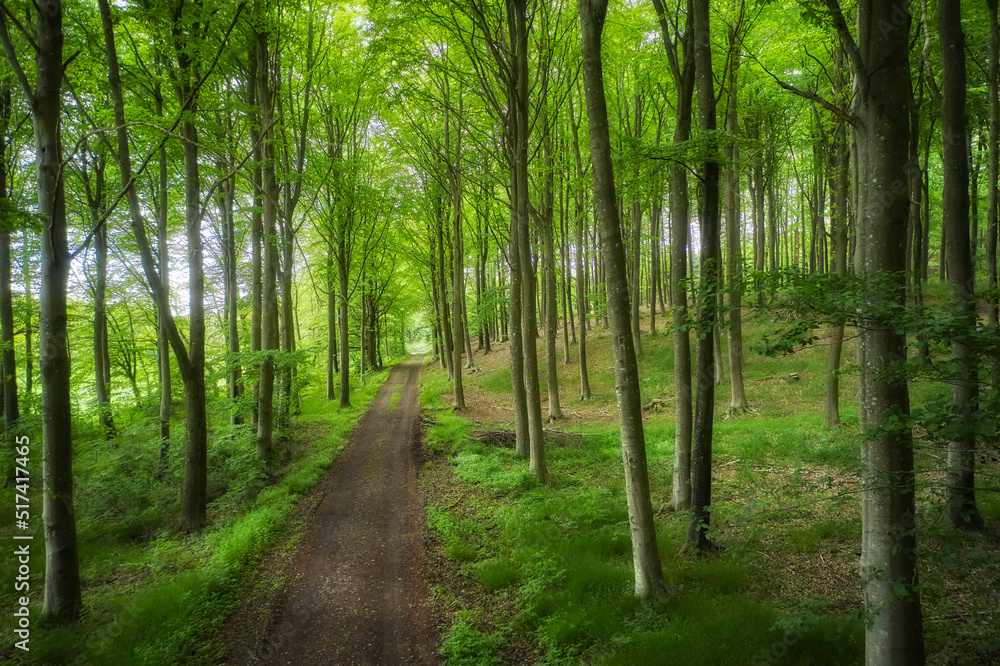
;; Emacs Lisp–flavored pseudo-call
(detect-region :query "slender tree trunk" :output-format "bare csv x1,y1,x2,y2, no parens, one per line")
327,244,337,400
653,0,695,511
725,35,747,412
220,176,242,426
987,0,1000,370
448,99,466,410
250,61,263,427
939,0,982,531
100,0,206,528
338,229,351,408
0,83,19,445
94,201,115,439
279,210,294,432
826,60,850,427
255,28,279,462
178,99,207,532
155,67,171,463
688,0,720,553
570,98,592,399
580,0,668,601
513,0,546,477
0,0,82,620
22,230,32,399
542,107,563,420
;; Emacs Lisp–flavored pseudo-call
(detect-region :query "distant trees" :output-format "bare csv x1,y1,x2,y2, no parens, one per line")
0,0,995,650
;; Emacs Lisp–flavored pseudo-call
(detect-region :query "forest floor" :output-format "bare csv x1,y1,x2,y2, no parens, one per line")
220,354,442,665
418,313,1000,665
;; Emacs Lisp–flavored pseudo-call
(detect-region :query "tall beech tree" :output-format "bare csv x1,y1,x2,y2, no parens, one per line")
938,0,982,532
651,0,695,511
579,0,668,602
688,0,721,553
256,20,280,461
0,0,82,621
569,94,592,400
0,79,20,445
97,0,242,531
825,0,926,660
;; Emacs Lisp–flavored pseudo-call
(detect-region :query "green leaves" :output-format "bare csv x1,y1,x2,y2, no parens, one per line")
0,199,42,234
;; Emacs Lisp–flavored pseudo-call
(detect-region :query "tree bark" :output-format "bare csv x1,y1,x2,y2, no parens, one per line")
0,0,82,621
939,0,982,531
511,0,546,476
0,82,19,446
92,174,115,439
256,27,279,462
725,32,747,413
579,0,668,602
987,0,999,373
826,0,927,660
570,97,592,400
99,0,207,529
249,50,263,426
653,0,695,511
688,0,720,553
327,244,337,400
541,106,563,420
220,175,242,426
826,49,849,428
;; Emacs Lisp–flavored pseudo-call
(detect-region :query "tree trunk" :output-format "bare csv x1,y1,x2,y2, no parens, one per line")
987,0,999,374
939,0,982,531
249,53,263,427
725,33,747,413
579,0,668,602
541,107,563,420
688,0,720,554
327,244,337,400
22,230,32,399
154,58,171,465
826,49,849,428
338,228,351,408
256,28,279,461
279,209,295,432
0,82,19,446
94,194,115,439
512,0,546,477
0,0,82,621
828,0,926,660
448,93,466,410
220,175,242,426
99,0,207,530
653,0,695,511
570,97,592,400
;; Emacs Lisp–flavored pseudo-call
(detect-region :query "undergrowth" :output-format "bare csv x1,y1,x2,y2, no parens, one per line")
0,365,392,665
421,319,999,665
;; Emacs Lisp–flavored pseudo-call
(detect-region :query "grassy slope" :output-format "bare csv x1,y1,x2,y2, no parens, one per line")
0,368,392,665
420,313,1000,665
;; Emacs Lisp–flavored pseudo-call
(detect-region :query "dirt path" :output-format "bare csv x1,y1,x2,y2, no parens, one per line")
224,356,438,665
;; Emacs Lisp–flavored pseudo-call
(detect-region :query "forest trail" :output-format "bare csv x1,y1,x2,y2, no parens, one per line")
224,355,439,665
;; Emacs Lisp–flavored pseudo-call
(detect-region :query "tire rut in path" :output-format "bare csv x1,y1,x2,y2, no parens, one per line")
245,356,438,665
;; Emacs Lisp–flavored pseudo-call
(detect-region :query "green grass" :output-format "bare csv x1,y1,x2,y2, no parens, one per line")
421,383,865,663
422,315,1000,664
0,369,392,665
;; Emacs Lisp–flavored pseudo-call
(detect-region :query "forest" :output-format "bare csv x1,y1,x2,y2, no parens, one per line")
0,0,998,663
